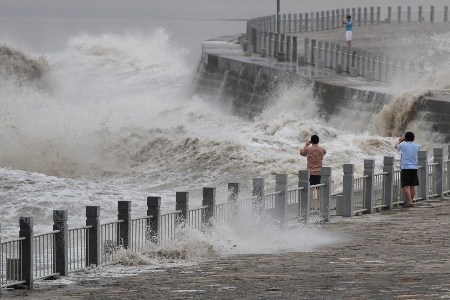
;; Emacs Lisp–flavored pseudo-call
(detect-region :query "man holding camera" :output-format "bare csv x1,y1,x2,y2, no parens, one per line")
343,15,353,47
395,131,420,208
300,135,326,209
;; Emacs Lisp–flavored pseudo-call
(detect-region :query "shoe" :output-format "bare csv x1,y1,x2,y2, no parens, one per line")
404,203,414,208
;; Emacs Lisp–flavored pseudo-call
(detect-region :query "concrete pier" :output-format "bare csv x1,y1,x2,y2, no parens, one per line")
8,198,450,299
197,20,450,141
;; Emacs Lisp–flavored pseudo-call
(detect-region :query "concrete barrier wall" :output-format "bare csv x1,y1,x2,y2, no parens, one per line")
196,40,450,142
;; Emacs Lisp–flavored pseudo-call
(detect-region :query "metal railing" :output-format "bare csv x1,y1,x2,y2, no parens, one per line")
130,216,153,253
428,163,439,198
353,176,368,214
393,169,403,205
188,206,208,231
68,226,91,272
159,211,182,246
287,187,303,220
33,231,59,280
445,160,450,195
264,191,281,219
374,172,388,209
100,220,124,264
309,183,325,218
1,237,26,287
214,202,231,223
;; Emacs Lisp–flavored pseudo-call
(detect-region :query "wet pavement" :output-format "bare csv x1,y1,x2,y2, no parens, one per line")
5,197,450,299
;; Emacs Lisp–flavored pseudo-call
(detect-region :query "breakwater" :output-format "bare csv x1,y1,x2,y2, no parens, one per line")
195,5,450,141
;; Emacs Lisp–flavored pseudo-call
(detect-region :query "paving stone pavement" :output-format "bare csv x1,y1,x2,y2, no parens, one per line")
4,198,450,299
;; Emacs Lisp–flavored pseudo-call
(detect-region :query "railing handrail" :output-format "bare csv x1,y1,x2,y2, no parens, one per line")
265,191,282,197
428,162,439,166
189,205,209,211
287,187,305,192
161,210,182,217
374,172,389,176
130,216,153,222
310,183,326,188
100,219,125,226
355,175,370,180
34,230,60,238
1,236,26,244
68,225,93,231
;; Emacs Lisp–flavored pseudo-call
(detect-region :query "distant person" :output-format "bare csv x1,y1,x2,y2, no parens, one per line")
343,15,353,48
395,132,420,208
300,135,326,208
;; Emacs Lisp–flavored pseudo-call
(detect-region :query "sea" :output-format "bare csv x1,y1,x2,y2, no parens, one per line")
0,0,449,279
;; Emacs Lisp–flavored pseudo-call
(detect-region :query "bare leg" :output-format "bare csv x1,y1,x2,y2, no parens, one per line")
410,186,416,202
402,186,413,204
317,188,321,210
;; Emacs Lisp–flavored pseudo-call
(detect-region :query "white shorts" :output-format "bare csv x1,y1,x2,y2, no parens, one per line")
346,31,353,41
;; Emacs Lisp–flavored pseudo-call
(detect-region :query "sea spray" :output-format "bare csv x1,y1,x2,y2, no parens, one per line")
375,90,433,137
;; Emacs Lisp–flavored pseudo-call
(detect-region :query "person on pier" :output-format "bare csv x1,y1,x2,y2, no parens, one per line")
343,15,353,48
395,131,420,208
300,135,326,209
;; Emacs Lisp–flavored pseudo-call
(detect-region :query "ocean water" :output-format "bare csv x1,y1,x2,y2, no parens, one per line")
0,0,449,268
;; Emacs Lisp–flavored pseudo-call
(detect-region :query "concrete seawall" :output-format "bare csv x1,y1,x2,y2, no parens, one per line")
195,29,450,142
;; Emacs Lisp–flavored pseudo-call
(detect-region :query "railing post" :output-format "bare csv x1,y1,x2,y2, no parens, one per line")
288,13,292,32
364,159,375,214
434,147,444,197
53,210,68,276
117,201,131,249
316,12,319,31
387,6,392,23
202,187,216,224
377,6,381,24
293,14,297,32
370,7,374,24
252,177,265,214
383,156,395,210
418,150,429,200
0,223,1,295
299,13,303,32
274,33,279,58
19,217,34,289
320,11,325,30
298,170,310,223
228,183,240,202
292,36,297,63
398,6,402,23
430,5,435,23
147,196,161,244
326,10,330,29
304,38,310,64
331,10,335,28
336,195,343,216
363,7,368,25
342,164,354,217
419,6,423,22
407,6,411,22
357,8,361,26
176,192,189,221
445,6,449,22
305,13,309,31
86,206,100,267
321,167,332,222
275,174,288,227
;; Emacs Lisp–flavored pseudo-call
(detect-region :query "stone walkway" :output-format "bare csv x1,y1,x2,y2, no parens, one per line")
4,197,450,299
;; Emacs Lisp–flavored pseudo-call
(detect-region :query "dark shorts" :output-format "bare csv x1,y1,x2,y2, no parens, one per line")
310,175,321,186
401,169,419,187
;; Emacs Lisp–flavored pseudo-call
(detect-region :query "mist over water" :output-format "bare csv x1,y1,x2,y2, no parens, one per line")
1,1,449,267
